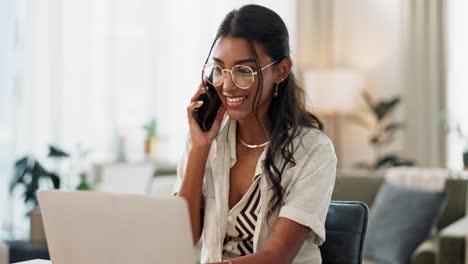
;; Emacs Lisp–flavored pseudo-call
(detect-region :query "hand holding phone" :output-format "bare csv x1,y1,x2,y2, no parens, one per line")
192,80,222,132
185,75,225,150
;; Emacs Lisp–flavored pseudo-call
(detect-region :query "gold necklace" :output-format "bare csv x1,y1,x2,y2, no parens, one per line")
237,136,269,148
237,146,264,159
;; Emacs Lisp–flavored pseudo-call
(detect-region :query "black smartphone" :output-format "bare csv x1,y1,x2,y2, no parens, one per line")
193,80,222,132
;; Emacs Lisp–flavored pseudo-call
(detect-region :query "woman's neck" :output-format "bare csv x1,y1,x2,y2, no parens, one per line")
236,111,271,145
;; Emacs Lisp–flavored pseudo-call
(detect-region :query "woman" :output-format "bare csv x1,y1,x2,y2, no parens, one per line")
173,4,337,264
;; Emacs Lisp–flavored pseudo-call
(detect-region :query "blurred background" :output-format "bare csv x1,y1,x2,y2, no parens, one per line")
1,0,468,263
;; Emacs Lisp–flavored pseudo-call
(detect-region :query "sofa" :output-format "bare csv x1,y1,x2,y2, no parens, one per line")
334,169,468,264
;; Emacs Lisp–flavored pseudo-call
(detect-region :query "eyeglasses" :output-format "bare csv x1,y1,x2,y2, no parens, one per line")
202,60,277,89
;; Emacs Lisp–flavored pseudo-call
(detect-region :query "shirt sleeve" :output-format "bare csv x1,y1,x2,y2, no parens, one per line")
278,142,337,245
171,134,209,209
171,134,191,196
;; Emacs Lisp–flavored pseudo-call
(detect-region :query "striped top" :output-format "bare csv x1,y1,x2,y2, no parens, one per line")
222,174,261,259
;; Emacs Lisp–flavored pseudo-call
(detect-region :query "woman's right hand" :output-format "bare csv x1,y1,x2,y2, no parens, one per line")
186,79,226,151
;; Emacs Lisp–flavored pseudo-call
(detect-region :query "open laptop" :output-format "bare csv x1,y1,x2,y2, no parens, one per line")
37,190,196,264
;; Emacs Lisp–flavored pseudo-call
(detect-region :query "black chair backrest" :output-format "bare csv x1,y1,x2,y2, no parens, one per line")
319,201,369,264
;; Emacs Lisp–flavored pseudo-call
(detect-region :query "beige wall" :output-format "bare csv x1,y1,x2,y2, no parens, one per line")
297,0,405,168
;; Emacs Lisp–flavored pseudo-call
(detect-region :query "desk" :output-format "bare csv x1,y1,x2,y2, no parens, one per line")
13,260,50,264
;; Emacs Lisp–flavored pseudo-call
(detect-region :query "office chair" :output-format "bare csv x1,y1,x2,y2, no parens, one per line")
319,201,369,264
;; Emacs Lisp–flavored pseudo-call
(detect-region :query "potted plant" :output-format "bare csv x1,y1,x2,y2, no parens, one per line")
143,118,158,160
10,146,69,208
10,146,67,243
74,144,92,190
353,91,415,169
10,145,93,243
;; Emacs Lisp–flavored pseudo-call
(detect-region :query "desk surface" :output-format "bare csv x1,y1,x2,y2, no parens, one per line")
13,260,51,264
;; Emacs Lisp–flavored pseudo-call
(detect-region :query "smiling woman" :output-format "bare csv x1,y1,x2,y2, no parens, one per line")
173,4,337,264
0,0,297,243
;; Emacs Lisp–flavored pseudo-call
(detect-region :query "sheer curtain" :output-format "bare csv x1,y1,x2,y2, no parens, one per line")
0,0,19,238
14,0,296,163
400,0,447,167
446,0,468,170
3,0,296,238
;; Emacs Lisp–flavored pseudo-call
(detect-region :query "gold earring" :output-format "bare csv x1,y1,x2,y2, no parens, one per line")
273,82,279,97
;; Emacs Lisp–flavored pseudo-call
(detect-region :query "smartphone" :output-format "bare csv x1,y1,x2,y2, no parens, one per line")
193,79,222,132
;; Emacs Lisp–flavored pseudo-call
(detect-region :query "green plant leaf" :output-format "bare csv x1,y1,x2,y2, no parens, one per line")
48,172,61,189
143,118,157,137
14,156,28,167
25,164,40,206
362,91,376,113
375,97,401,120
10,157,30,193
384,122,405,132
30,163,41,188
370,135,380,145
24,187,36,204
394,160,415,167
374,154,415,169
374,154,399,169
48,145,69,158
375,132,396,147
32,161,48,176
11,154,64,207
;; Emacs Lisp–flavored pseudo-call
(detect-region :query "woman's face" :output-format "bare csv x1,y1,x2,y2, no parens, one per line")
211,36,278,122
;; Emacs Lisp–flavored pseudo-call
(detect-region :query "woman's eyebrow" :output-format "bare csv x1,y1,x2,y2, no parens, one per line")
212,57,256,65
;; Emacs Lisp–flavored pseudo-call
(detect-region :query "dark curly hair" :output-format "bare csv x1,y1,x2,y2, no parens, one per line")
203,4,324,216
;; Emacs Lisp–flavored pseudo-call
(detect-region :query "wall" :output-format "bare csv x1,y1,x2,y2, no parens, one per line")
297,0,405,168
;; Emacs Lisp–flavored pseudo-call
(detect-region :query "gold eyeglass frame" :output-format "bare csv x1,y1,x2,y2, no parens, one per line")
203,60,278,89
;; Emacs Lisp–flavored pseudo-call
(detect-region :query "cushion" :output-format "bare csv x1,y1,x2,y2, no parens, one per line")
363,182,448,264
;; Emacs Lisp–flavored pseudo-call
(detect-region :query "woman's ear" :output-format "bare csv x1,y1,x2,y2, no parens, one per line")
276,58,292,82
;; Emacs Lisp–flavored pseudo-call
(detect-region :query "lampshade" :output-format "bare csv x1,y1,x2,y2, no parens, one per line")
304,68,365,112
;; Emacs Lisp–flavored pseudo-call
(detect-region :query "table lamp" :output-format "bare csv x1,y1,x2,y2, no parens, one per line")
303,68,365,167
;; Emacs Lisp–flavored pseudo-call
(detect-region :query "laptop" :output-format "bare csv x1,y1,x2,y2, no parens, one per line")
37,190,196,264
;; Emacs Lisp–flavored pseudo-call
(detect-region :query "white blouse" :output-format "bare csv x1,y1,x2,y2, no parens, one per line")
173,115,337,264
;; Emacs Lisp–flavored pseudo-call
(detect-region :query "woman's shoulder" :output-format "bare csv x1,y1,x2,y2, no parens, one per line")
278,126,337,187
294,126,337,160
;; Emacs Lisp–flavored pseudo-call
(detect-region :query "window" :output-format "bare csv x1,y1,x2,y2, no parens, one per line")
0,0,18,238
447,0,468,169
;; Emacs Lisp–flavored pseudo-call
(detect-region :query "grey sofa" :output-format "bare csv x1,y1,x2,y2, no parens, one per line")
334,169,468,264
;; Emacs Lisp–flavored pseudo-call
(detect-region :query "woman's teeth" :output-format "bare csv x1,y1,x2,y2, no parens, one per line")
226,96,247,108
226,96,247,103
